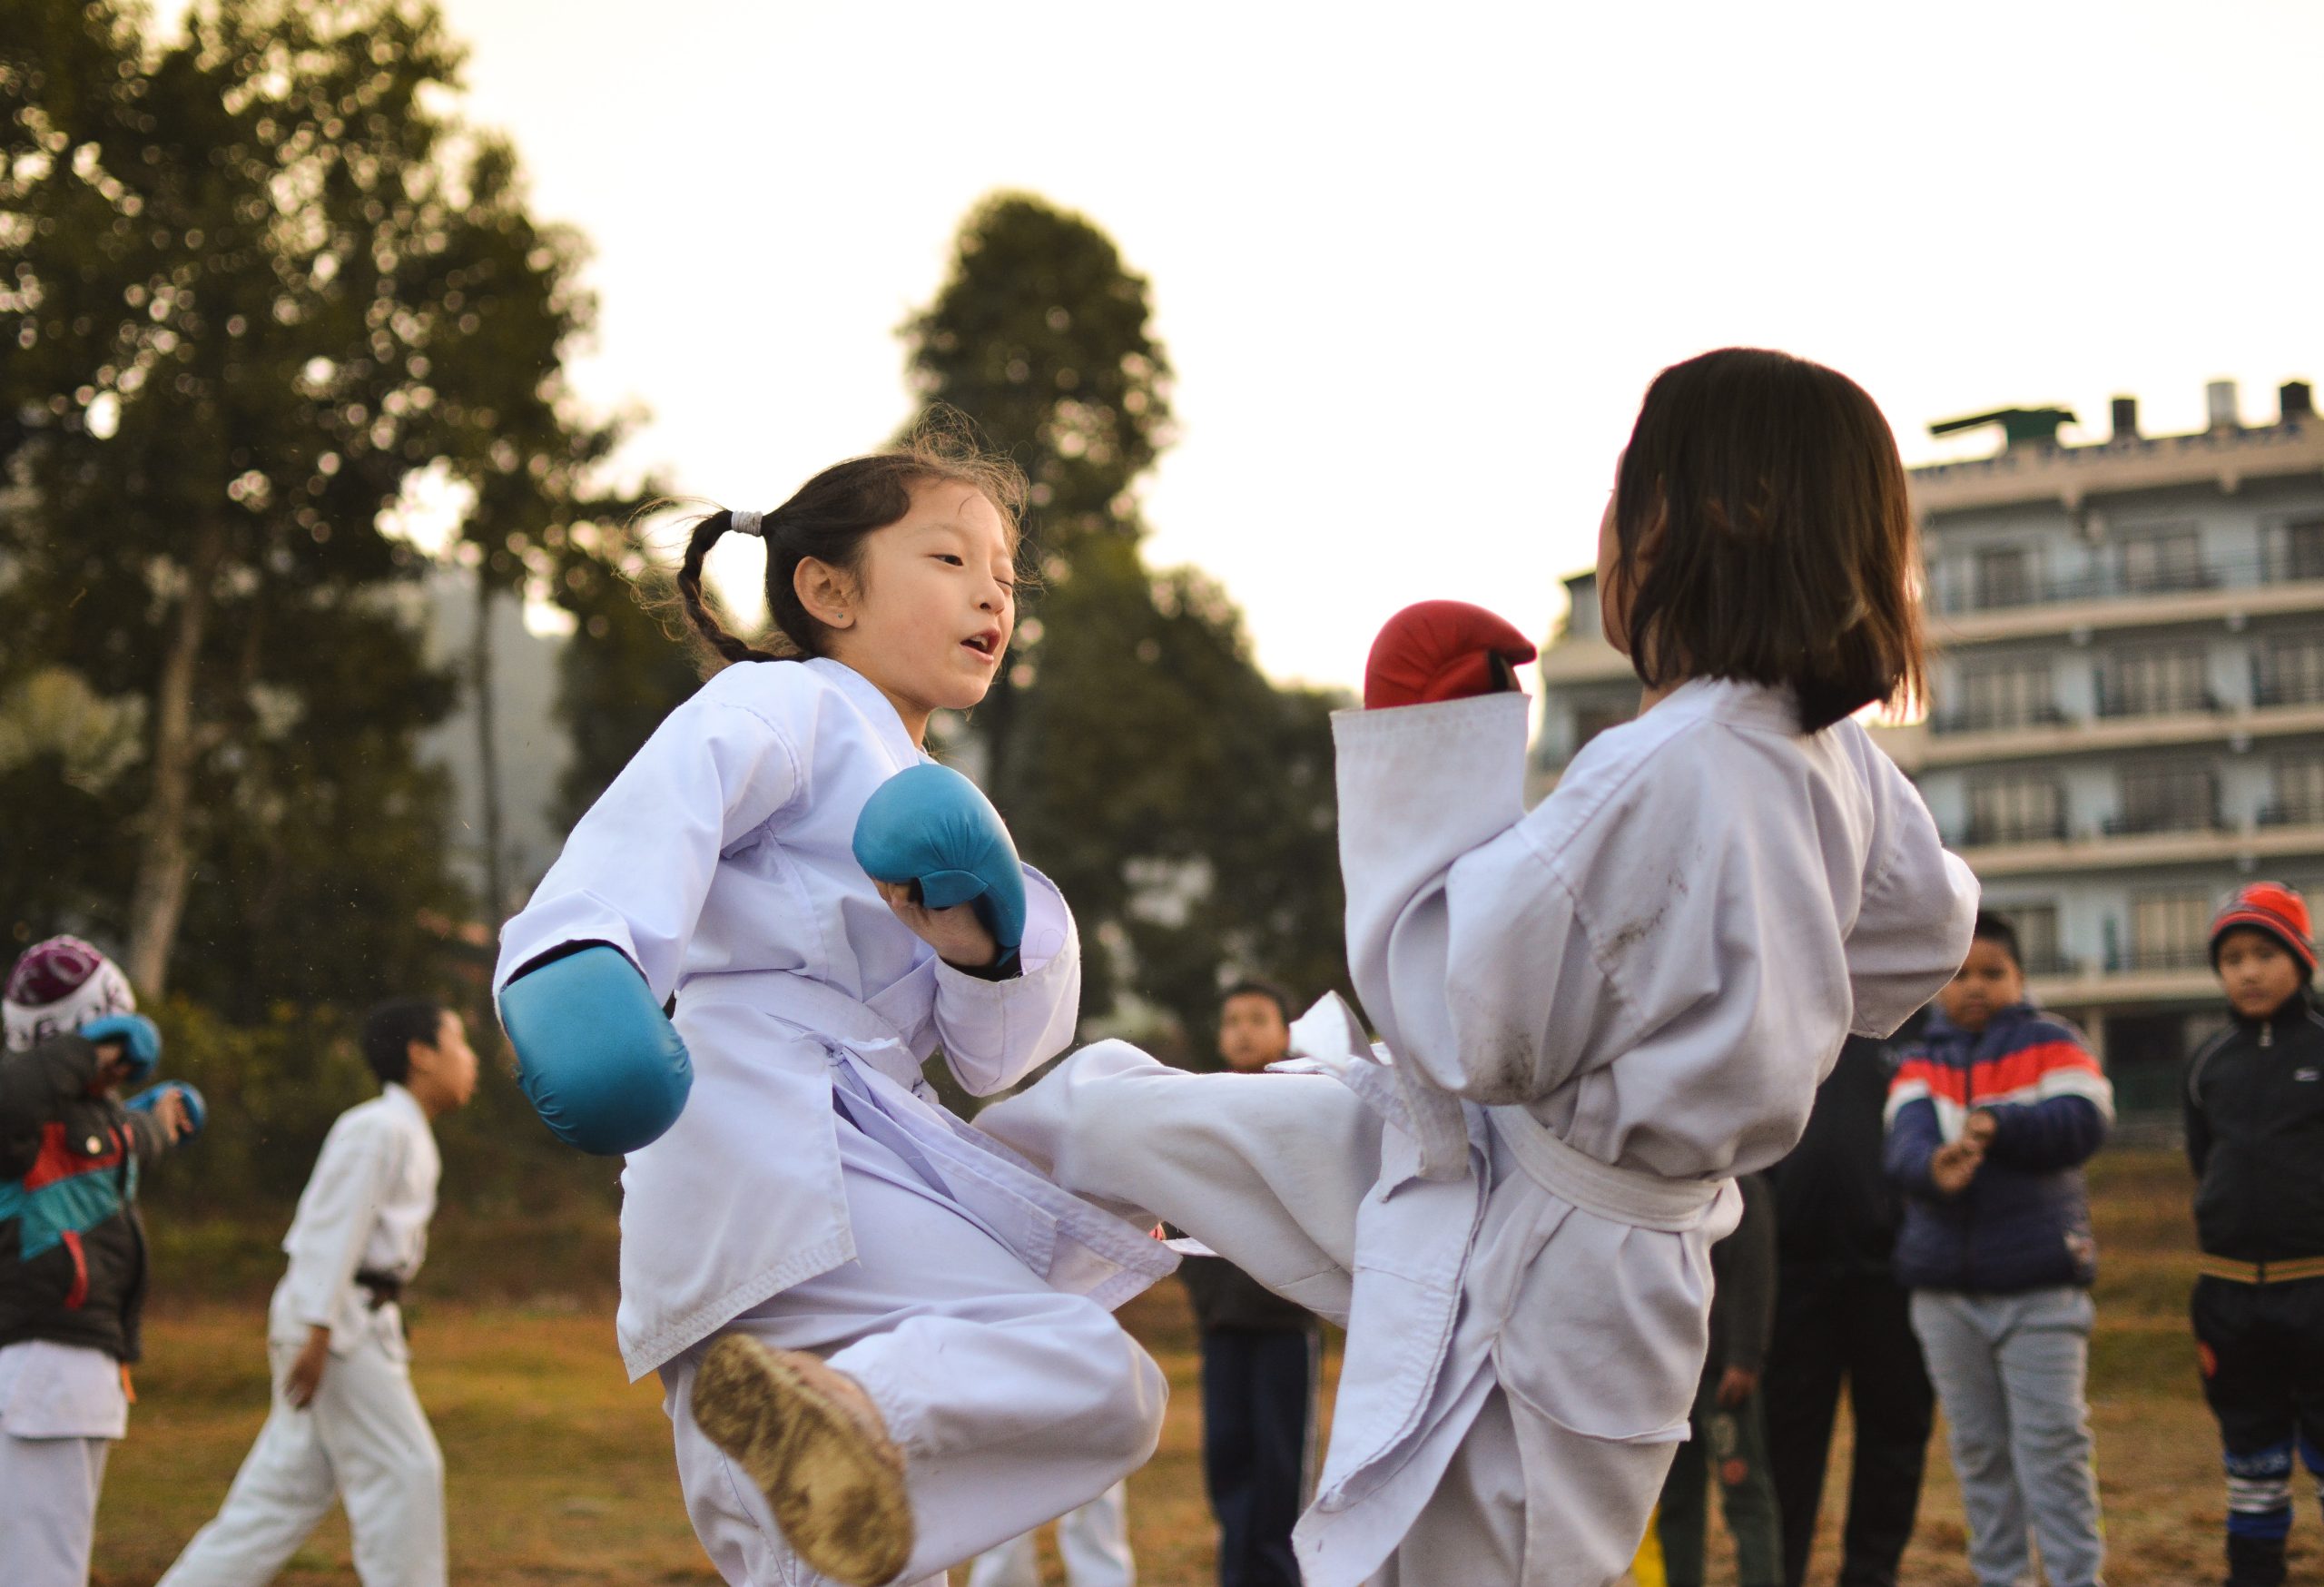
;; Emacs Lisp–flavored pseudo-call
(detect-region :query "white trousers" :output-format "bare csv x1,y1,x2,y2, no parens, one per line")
965,1481,1133,1587
0,1430,110,1587
657,1113,1169,1587
156,1324,446,1587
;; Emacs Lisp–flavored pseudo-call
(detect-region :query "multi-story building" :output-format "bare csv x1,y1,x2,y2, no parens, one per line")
1531,377,2324,1111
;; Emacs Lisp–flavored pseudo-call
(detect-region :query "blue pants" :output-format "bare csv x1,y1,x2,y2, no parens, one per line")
1198,1327,1317,1587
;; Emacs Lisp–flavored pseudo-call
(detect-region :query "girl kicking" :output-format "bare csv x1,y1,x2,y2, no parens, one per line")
495,431,1174,1587
980,348,1982,1586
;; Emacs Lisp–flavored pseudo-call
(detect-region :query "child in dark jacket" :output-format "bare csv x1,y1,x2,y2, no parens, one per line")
1886,911,2112,1587
0,937,196,1587
2184,882,2324,1587
1656,1172,1783,1587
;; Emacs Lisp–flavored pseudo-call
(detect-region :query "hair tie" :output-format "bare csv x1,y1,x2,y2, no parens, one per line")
730,508,764,537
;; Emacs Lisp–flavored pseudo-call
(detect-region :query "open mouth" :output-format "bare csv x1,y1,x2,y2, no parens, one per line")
961,631,1001,659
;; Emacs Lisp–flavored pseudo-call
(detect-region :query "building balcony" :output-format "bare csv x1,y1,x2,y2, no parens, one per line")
2027,959,2219,1010
2094,690,2221,720
1951,813,2324,878
1924,550,2324,647
1879,696,2324,774
1930,705,2068,736
2101,807,2223,837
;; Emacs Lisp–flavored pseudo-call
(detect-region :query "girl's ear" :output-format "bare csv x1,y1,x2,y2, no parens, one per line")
793,557,856,632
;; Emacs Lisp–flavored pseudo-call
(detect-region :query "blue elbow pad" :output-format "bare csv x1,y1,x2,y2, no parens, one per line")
498,945,692,1155
852,764,1029,951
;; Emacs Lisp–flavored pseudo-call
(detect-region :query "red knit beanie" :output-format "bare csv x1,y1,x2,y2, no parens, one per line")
2211,882,2319,979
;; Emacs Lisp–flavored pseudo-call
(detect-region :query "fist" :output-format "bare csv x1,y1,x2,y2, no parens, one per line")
852,764,1028,957
1364,601,1538,709
79,1014,162,1086
498,945,693,1156
127,1079,207,1143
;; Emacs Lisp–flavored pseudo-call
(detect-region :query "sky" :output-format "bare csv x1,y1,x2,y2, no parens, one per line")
396,0,2321,690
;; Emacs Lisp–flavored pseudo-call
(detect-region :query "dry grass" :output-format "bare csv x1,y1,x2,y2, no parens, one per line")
93,1147,2253,1584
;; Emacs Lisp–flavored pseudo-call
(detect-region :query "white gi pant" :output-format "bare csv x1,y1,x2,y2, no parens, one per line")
157,1303,445,1587
657,1104,1168,1587
965,1482,1133,1587
980,1047,1717,1587
0,1340,127,1587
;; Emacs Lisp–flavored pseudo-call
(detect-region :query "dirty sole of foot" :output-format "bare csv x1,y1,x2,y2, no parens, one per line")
693,1336,913,1587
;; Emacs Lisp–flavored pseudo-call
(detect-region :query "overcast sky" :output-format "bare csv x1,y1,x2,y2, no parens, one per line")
410,0,2320,689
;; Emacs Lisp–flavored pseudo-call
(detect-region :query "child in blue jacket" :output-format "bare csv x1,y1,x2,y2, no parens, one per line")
1886,911,2113,1587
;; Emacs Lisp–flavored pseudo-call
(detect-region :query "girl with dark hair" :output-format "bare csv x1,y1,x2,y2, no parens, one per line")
981,349,1982,1586
493,431,1174,1587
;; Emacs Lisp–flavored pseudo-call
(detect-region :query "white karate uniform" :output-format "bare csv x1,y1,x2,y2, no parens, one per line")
494,656,1176,1586
966,1483,1134,1587
0,1338,128,1587
160,1084,447,1587
982,680,1978,1587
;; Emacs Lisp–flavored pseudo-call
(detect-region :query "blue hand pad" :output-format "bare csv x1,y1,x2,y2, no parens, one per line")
498,946,693,1155
126,1079,206,1139
78,1014,161,1083
852,764,1029,951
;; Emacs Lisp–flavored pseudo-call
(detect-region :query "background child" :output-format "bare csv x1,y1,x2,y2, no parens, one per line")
1886,911,2112,1587
2184,882,2324,1587
1761,1031,1935,1587
1656,1172,1782,1587
495,435,1172,1587
985,347,1981,1586
160,998,478,1587
0,936,194,1587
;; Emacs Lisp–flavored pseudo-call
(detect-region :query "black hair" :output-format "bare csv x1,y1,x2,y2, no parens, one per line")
1219,980,1295,1026
1971,911,2023,971
675,413,1027,669
362,999,448,1087
1610,348,1926,733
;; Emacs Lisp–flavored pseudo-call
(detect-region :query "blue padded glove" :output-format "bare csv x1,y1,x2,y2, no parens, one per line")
498,945,692,1155
852,764,1029,952
127,1079,206,1140
78,1014,161,1084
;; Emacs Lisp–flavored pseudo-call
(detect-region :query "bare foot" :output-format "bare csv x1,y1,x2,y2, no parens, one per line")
692,1336,912,1587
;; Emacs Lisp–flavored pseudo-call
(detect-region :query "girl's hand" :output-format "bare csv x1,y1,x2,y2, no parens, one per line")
874,881,1001,971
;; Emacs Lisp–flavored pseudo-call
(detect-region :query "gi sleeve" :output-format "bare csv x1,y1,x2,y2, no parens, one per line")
933,867,1085,1097
280,1114,395,1340
1844,743,1980,1040
0,1036,103,1179
1332,694,1603,1105
494,687,803,1003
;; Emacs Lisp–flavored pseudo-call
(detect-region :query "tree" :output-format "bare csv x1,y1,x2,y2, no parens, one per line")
1,0,613,997
905,195,1352,1054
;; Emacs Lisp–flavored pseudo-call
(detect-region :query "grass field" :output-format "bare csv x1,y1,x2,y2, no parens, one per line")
92,1147,2264,1585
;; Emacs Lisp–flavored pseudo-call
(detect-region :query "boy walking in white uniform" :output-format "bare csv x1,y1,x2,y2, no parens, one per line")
160,1000,478,1587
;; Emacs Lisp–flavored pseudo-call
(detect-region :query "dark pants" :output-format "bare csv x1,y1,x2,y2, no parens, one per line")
1199,1326,1317,1587
1659,1377,1784,1587
1761,1268,1934,1587
2193,1274,2324,1587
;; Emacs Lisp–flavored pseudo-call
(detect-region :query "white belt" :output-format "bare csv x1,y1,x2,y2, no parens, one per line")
1486,1108,1726,1232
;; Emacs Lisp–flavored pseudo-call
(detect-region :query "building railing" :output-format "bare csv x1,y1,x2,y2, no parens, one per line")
2258,800,2324,828
2101,807,2224,837
2019,951,2083,978
2094,688,2222,720
1930,547,2324,617
1930,704,2068,735
1964,815,2069,846
2116,945,2217,973
2254,675,2324,708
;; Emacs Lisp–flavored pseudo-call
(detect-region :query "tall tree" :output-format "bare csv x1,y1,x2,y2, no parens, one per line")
905,195,1350,1051
1,0,612,994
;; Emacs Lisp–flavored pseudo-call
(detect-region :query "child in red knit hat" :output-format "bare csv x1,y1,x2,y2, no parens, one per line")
2186,882,2324,1587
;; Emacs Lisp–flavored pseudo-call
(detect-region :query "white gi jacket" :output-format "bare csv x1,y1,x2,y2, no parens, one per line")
1295,680,1979,1582
269,1084,438,1359
495,657,1173,1381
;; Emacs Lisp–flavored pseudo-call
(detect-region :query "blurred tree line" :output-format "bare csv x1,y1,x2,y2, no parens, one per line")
2,2,1349,1236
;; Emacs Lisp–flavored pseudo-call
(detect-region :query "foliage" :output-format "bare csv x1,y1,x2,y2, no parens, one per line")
0,0,615,1007
906,194,1352,1058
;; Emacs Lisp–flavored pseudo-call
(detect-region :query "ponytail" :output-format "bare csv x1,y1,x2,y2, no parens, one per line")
675,510,801,665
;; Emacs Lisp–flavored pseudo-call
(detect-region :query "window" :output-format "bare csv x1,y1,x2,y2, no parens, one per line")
2131,890,2214,971
1952,658,2055,731
2113,762,2217,833
1974,547,2035,609
1966,774,2063,845
2258,635,2324,706
2101,645,2210,716
1999,902,2064,975
2281,518,2324,582
2267,754,2324,826
2119,527,2207,593
1571,702,1631,756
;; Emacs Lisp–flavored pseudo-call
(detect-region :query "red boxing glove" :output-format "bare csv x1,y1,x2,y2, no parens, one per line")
1364,601,1539,709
